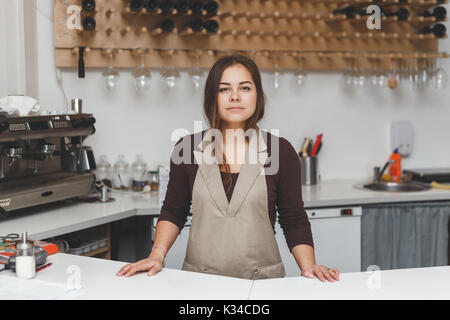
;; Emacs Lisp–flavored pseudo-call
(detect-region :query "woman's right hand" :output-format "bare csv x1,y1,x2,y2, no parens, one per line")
116,252,164,278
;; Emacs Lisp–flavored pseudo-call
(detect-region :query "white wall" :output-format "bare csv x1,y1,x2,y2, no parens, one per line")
0,0,7,98
35,0,450,180
0,0,38,97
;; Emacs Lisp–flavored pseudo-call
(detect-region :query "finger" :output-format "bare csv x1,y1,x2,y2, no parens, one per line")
147,264,162,277
302,270,314,278
124,266,139,278
319,266,329,273
323,271,335,282
116,264,131,276
329,269,340,281
314,269,327,282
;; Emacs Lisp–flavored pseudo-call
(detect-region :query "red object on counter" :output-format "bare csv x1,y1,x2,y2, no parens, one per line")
389,149,402,183
0,239,58,260
310,134,323,157
36,262,52,273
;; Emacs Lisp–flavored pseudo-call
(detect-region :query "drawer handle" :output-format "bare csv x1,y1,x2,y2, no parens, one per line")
41,191,53,197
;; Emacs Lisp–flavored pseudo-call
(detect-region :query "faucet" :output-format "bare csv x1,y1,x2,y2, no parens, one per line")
373,161,391,184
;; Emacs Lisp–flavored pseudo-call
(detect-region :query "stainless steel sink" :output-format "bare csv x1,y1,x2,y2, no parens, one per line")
353,181,430,192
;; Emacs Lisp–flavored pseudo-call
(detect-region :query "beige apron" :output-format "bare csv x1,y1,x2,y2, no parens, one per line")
182,127,285,280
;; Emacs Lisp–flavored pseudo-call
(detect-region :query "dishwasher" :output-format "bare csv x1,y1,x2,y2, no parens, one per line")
153,206,362,275
275,206,362,277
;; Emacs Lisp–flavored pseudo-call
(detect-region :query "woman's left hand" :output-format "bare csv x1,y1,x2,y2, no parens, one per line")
301,265,340,282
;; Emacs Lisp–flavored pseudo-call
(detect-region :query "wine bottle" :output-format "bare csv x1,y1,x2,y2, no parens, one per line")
82,16,96,31
160,19,175,32
332,6,357,19
175,0,190,15
190,0,204,15
421,6,447,21
184,18,204,32
145,0,159,13
204,1,218,16
204,19,219,33
419,23,447,38
82,0,96,12
130,0,144,13
383,7,410,21
160,1,175,14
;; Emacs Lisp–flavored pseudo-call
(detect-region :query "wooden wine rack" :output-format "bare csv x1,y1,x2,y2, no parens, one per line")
54,0,449,71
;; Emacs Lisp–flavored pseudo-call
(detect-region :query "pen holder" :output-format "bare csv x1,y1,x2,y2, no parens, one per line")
300,156,318,186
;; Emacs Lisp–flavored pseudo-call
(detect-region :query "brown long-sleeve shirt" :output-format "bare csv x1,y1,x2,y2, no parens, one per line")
158,130,314,251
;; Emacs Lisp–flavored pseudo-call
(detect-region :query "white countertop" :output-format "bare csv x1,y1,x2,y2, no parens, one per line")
249,266,450,300
1,253,449,300
0,253,253,300
301,179,450,208
1,179,449,240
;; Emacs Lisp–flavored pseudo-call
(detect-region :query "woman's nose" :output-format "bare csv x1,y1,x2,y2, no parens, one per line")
229,89,241,102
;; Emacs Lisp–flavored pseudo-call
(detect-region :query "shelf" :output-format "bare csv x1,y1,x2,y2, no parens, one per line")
81,244,110,258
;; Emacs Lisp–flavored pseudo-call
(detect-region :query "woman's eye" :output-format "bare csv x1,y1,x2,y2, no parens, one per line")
241,86,251,91
219,87,229,92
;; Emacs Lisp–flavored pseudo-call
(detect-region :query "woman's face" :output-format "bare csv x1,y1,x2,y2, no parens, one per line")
217,64,257,128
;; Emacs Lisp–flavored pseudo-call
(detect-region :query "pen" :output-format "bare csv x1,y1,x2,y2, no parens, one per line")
36,262,52,273
310,133,323,157
299,137,307,157
302,137,310,157
315,142,323,156
307,139,313,157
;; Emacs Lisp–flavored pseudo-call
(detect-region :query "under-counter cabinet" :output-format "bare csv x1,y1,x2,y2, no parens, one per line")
361,201,450,270
45,224,111,259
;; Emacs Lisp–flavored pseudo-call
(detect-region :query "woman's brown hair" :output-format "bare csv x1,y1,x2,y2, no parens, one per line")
203,54,266,196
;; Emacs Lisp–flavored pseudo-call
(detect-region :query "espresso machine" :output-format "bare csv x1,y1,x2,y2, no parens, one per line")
0,113,97,217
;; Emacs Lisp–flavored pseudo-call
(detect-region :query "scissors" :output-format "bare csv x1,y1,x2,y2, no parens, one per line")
0,233,20,244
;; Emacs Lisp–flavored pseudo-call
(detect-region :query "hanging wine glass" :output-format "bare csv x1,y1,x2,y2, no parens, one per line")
273,56,281,89
419,58,430,89
132,49,151,91
431,57,448,89
160,50,181,91
102,50,120,90
356,54,368,88
187,52,204,91
341,58,354,88
407,59,415,90
412,58,423,91
397,59,406,89
425,58,436,89
351,57,360,88
418,58,429,91
369,59,379,88
293,56,307,88
377,58,387,88
388,58,398,90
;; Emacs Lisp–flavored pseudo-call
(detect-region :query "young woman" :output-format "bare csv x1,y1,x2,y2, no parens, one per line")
117,55,339,282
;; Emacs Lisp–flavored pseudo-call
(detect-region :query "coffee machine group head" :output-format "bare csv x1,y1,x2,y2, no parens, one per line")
0,113,97,215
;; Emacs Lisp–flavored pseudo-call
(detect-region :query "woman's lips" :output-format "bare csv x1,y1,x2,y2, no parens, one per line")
226,107,244,110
